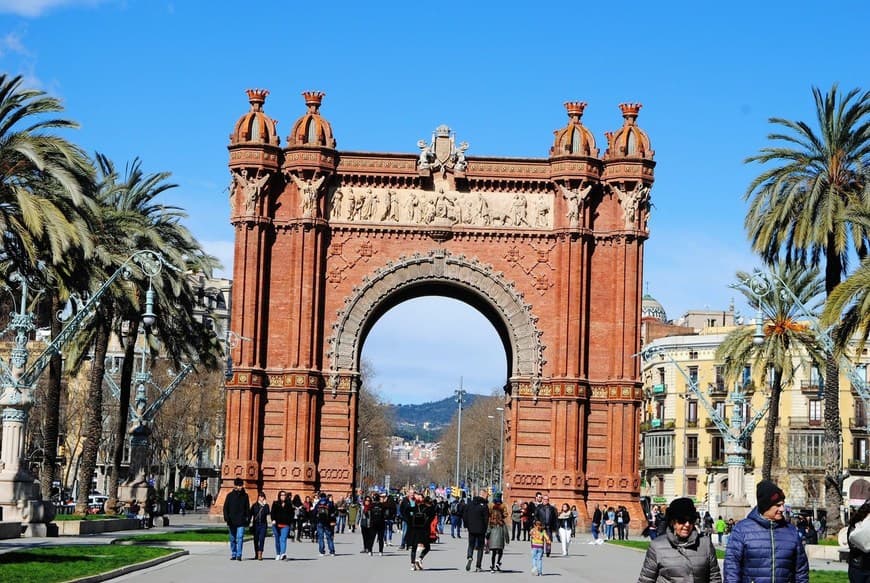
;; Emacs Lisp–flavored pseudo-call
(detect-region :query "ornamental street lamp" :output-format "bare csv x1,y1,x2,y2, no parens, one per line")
0,249,177,536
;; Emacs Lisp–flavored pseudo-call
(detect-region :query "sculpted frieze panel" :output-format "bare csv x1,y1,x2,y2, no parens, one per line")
328,186,554,230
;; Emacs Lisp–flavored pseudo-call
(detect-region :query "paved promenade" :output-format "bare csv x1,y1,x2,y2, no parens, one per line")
0,512,848,581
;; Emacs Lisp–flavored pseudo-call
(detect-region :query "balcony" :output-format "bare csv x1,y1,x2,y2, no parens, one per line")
704,457,726,468
789,416,822,428
851,418,870,432
686,419,699,428
849,460,870,472
640,418,676,432
742,380,756,394
801,380,823,395
709,381,727,396
705,418,728,432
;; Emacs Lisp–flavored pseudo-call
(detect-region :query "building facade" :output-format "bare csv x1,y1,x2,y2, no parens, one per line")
639,295,870,519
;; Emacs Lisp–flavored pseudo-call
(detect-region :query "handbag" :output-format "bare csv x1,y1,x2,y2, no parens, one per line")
850,516,870,553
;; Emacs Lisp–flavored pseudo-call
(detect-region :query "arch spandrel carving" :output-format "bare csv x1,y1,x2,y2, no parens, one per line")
327,250,545,380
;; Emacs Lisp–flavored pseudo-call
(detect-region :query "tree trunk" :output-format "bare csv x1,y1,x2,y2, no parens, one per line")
75,305,112,514
761,368,783,481
39,293,63,500
106,317,138,513
823,240,844,531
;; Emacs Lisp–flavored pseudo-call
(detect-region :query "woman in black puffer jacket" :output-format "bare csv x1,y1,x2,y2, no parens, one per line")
637,497,721,583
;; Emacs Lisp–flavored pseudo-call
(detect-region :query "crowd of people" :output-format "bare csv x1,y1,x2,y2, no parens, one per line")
221,476,865,581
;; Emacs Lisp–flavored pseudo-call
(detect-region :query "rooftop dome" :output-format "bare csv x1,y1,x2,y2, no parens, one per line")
287,91,336,149
550,101,598,157
642,293,667,322
230,89,280,146
604,103,654,160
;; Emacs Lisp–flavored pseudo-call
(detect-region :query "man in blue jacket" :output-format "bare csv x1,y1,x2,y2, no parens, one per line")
723,479,809,583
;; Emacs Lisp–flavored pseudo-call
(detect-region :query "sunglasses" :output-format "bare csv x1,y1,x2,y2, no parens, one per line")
673,517,694,525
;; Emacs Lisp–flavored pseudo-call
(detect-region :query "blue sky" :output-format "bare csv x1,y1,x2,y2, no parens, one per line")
2,0,869,404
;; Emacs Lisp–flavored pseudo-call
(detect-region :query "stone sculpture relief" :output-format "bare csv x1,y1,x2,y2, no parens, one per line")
557,183,593,227
231,168,270,214
612,182,650,228
291,173,327,218
327,186,550,229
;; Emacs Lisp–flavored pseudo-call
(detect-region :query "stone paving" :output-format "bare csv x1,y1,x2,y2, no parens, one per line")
0,512,849,581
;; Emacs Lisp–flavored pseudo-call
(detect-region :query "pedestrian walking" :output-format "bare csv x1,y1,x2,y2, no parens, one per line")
557,503,574,556
407,492,435,570
487,500,510,572
313,492,337,556
714,515,726,546
847,500,870,582
723,479,809,583
511,500,523,541
271,490,292,560
590,503,603,544
636,497,721,583
250,492,270,560
530,519,551,576
223,477,250,561
463,489,490,572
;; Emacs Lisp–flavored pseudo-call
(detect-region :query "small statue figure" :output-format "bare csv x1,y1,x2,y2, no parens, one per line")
613,182,650,227
534,195,549,228
405,192,420,223
417,139,434,169
236,168,270,214
291,173,326,218
454,141,469,172
511,193,529,227
331,187,344,219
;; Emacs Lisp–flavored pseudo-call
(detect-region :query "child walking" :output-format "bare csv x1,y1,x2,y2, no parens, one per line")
530,519,551,576
486,501,510,572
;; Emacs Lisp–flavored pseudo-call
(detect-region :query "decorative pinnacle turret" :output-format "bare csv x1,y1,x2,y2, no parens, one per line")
564,101,587,122
303,91,325,113
619,102,642,124
246,89,269,112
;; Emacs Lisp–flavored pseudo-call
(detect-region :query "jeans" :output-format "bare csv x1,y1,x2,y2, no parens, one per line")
228,525,245,558
384,520,394,543
512,520,521,541
253,523,267,553
272,524,290,556
450,515,462,537
605,523,614,539
531,546,544,574
400,520,408,548
467,532,486,568
558,527,571,555
316,522,335,554
591,522,600,541
336,514,347,533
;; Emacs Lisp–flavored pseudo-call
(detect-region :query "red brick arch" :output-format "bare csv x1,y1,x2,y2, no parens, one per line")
218,91,654,527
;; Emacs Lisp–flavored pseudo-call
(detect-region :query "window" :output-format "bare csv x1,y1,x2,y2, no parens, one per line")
711,436,725,463
644,433,674,469
655,475,664,496
686,400,698,425
688,366,698,386
714,400,726,419
654,400,665,420
855,438,869,465
787,432,825,469
658,367,666,386
808,400,822,426
707,318,717,328
714,366,725,392
735,401,751,424
686,435,699,464
742,365,752,387
687,476,697,496
688,350,699,360
857,399,867,427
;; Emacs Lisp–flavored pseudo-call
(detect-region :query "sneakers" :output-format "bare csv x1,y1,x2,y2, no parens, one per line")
319,552,326,557
531,568,538,575
415,559,423,570
474,567,483,572
495,563,501,571
466,557,473,571
369,551,373,556
489,567,495,573
379,552,383,556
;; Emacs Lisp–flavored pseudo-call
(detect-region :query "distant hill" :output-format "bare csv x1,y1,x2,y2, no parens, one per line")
389,393,484,438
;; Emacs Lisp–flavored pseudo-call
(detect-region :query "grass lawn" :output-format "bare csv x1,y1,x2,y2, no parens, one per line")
0,544,177,583
114,527,231,543
605,540,848,582
54,513,119,521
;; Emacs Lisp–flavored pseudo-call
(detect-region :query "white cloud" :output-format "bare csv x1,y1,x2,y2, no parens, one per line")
0,0,106,17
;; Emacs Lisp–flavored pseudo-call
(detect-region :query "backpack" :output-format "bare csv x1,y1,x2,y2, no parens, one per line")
412,505,427,528
316,501,330,520
449,501,460,515
370,504,384,524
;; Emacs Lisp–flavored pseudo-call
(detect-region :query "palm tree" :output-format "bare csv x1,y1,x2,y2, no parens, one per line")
744,84,870,527
0,74,96,500
717,264,826,481
822,206,870,347
0,74,94,276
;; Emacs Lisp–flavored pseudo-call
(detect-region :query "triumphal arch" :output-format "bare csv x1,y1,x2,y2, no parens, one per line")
220,89,655,522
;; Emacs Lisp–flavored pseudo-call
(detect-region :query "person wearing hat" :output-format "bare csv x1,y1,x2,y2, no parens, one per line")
637,497,721,583
723,479,809,583
223,477,251,561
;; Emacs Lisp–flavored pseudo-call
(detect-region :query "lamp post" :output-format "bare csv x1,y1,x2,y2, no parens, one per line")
0,249,177,536
496,406,504,493
454,378,467,489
